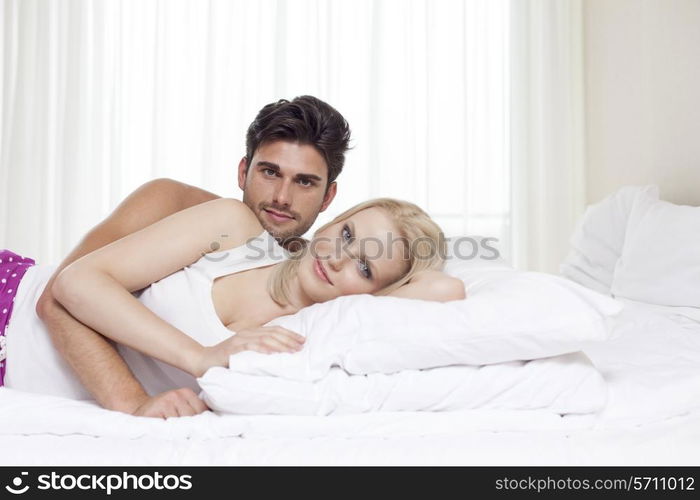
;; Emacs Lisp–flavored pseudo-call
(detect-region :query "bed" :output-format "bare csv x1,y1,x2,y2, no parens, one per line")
2,185,700,466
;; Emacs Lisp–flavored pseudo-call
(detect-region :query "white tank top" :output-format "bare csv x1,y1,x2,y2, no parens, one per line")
4,230,289,399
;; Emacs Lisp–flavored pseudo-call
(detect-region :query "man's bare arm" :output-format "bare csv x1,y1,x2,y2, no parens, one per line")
35,178,220,416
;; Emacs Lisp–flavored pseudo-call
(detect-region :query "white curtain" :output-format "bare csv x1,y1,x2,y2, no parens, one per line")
1,0,583,273
509,0,586,272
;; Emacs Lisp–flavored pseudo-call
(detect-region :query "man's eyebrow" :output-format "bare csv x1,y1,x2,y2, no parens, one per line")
295,173,323,182
256,161,324,182
256,161,280,170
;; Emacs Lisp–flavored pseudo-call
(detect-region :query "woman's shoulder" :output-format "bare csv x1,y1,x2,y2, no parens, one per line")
202,198,264,252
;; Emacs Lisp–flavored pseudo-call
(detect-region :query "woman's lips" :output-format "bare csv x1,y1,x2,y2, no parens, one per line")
264,208,293,223
314,258,333,285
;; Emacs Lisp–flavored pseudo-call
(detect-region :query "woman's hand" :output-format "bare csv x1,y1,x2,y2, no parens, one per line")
192,326,305,377
388,270,466,302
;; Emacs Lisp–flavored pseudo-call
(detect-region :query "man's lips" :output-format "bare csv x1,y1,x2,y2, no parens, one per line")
314,258,333,285
263,208,294,222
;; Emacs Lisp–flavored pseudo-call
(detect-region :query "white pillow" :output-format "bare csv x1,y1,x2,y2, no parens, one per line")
218,269,622,381
560,185,660,293
200,352,607,416
611,191,700,308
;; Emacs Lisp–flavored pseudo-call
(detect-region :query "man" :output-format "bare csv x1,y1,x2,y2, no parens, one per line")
35,96,351,419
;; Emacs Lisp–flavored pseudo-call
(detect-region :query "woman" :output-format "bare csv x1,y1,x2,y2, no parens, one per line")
1,197,464,400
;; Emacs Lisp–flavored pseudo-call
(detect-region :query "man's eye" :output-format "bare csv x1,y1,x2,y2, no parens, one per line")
263,168,277,176
298,178,313,187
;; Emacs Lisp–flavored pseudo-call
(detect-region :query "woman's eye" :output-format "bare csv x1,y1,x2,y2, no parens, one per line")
342,224,353,242
358,260,372,279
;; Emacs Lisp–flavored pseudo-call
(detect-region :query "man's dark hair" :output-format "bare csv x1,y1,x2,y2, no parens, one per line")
245,95,351,187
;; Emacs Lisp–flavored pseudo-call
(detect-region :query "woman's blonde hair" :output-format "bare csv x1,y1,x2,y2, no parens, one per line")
267,198,447,305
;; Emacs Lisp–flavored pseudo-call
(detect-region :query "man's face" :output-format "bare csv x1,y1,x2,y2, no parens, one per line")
238,140,337,242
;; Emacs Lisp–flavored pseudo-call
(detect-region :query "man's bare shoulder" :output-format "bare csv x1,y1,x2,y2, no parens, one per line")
145,178,222,210
109,178,225,230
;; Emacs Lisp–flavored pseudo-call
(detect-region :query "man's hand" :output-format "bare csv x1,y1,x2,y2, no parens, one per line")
130,388,211,419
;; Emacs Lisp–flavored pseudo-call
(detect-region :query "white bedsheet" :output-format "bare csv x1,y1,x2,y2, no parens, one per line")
583,299,700,427
2,297,700,465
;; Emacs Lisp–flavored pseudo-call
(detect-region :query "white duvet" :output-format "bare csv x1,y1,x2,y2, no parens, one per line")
200,352,606,416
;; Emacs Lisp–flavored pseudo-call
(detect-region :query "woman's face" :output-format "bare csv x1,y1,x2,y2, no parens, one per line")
297,207,410,303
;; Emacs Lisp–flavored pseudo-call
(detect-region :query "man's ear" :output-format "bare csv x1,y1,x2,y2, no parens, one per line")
237,157,249,191
320,182,337,212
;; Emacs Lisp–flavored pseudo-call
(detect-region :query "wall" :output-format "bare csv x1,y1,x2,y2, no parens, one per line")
584,0,700,205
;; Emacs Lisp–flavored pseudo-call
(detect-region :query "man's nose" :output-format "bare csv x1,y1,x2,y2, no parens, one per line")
273,179,293,207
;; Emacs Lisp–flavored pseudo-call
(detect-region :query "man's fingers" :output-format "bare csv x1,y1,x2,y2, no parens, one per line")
134,399,176,419
132,389,211,419
185,394,210,414
178,388,210,414
175,402,196,417
160,401,179,419
171,389,202,417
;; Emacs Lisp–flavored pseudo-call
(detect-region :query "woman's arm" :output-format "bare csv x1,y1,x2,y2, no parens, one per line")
52,197,262,378
388,270,466,302
37,178,220,416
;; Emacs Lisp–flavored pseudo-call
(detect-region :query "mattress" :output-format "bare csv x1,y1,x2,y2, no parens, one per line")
2,297,700,465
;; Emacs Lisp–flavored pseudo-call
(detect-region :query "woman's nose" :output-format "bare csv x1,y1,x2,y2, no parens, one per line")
326,255,341,272
326,250,348,272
